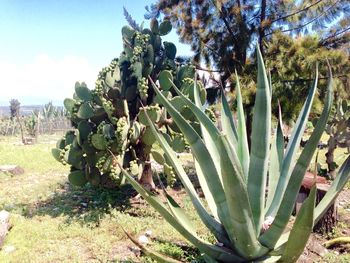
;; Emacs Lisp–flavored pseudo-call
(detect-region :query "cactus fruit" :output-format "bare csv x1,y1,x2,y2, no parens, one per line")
53,20,211,188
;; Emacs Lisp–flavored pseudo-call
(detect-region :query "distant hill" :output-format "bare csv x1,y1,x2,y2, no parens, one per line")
0,105,45,117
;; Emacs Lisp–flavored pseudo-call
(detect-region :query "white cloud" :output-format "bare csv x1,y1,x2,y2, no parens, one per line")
0,54,99,105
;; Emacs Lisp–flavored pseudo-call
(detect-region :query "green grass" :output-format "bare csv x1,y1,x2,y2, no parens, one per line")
0,135,203,262
0,133,349,262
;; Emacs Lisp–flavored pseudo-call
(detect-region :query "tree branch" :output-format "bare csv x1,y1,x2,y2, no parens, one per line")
271,0,324,24
320,26,350,46
210,0,238,42
266,0,340,36
280,74,348,83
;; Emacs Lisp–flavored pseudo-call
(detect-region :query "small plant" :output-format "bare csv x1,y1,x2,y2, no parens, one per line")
25,111,38,137
119,47,350,262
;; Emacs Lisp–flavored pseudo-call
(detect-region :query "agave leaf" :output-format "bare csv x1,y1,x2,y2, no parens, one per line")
247,46,271,235
268,71,272,99
265,105,284,211
202,254,220,263
148,77,235,243
155,174,196,235
119,165,243,262
145,110,230,246
195,159,219,220
279,186,316,263
120,224,183,263
220,91,238,148
170,78,223,183
260,71,333,249
259,256,282,262
314,155,350,223
164,192,195,234
219,135,268,258
235,72,250,179
267,66,319,217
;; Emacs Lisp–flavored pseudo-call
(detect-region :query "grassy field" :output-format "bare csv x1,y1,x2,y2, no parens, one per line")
0,134,349,262
0,135,205,262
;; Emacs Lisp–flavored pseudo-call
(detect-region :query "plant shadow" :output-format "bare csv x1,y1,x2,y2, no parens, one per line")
21,182,138,227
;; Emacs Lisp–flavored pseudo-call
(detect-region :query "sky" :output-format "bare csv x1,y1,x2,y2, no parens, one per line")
0,0,192,106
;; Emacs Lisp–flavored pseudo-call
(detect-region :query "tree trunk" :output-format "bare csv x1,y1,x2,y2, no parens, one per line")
313,184,337,234
16,115,25,144
35,112,40,143
139,159,155,190
258,0,267,55
326,136,337,179
136,142,155,190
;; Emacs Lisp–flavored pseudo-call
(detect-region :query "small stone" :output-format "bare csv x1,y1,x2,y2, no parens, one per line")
138,235,149,245
3,245,16,253
81,203,88,207
339,201,346,207
0,211,10,224
308,241,328,257
0,165,24,175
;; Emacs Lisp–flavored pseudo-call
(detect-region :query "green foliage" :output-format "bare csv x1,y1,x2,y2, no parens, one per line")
324,99,350,177
326,99,350,148
120,47,350,262
52,21,213,188
148,1,350,126
24,111,38,137
9,99,20,119
266,33,350,122
149,0,350,79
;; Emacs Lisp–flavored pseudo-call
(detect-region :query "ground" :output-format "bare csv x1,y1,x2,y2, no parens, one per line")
0,134,349,262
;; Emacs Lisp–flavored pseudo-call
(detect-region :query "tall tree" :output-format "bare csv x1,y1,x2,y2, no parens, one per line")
9,99,20,120
265,32,350,121
147,0,350,146
9,99,25,143
147,0,350,81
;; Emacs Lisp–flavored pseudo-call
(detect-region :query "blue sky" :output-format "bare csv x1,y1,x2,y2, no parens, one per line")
0,0,192,105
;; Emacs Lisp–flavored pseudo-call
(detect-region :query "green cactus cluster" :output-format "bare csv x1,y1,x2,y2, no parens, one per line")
324,99,350,177
326,99,350,143
52,19,213,188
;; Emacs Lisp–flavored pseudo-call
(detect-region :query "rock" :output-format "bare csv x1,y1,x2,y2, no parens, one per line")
3,245,16,253
0,210,10,248
307,236,328,257
138,235,149,245
0,165,24,175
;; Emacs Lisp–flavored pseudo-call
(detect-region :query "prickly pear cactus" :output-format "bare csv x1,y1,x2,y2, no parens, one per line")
52,19,212,188
324,99,350,178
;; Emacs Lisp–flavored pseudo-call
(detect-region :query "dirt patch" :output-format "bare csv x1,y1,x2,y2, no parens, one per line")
298,188,350,262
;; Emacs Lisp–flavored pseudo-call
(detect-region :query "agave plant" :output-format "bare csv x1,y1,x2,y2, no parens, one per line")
117,47,350,262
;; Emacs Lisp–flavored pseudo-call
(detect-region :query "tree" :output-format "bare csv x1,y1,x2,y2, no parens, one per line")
146,0,350,146
9,99,20,120
147,0,350,80
9,99,26,143
265,32,350,121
